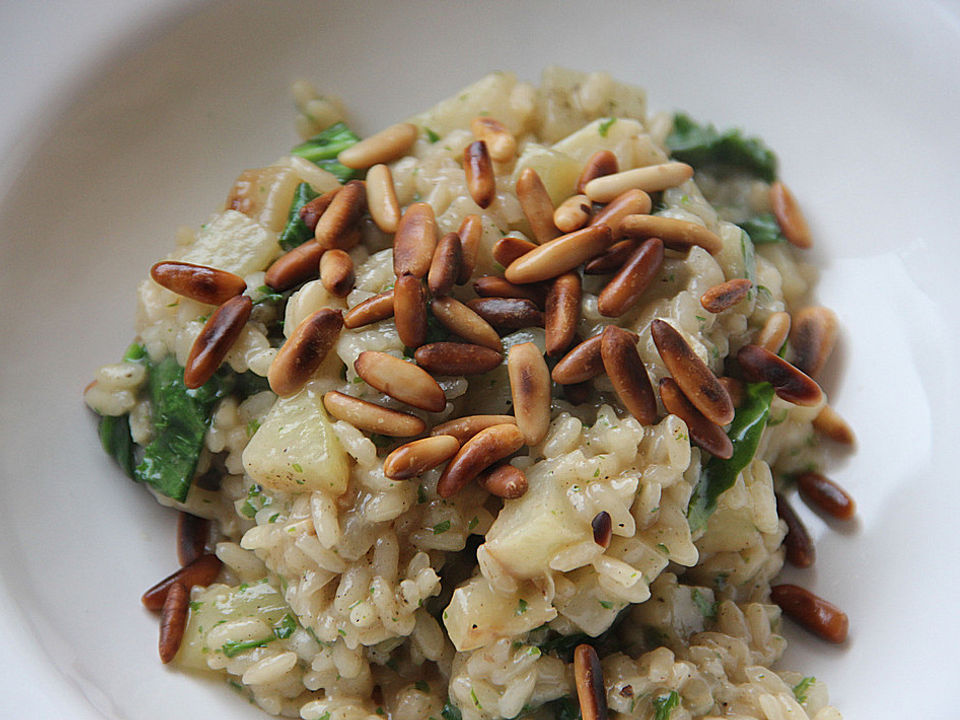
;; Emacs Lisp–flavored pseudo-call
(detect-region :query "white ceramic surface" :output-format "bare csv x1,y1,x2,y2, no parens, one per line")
1,1,959,717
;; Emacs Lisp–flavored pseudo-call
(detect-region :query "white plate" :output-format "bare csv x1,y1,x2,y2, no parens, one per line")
1,1,958,717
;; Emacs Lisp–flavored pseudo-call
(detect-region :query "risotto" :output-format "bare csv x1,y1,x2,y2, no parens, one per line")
84,68,855,720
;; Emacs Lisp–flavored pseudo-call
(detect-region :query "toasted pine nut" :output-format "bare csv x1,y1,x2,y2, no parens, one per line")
591,511,612,549
319,249,355,297
414,342,502,375
437,423,525,498
650,319,734,425
265,240,323,291
298,188,339,232
337,122,418,169
457,214,482,284
315,179,366,250
736,344,823,407
770,584,848,643
545,272,581,356
589,189,652,239
431,414,516,444
322,391,425,437
159,582,188,664
756,311,791,354
430,297,502,352
619,214,722,254
576,150,619,194
394,202,437,278
659,377,732,459
597,237,664,317
176,512,209,567
365,164,401,233
574,644,608,720
584,161,693,202
383,435,460,480
600,326,657,425
517,167,560,244
150,261,246,306
428,232,462,297
492,235,538,267
770,181,812,248
504,225,612,285
464,140,495,209
183,295,252,389
584,239,639,274
477,464,527,499
554,194,592,233
813,404,855,445
701,278,753,313
789,306,838,378
343,290,394,329
142,554,222,610
718,376,746,409
474,275,546,308
354,350,446,412
393,274,428,349
467,297,544,330
268,308,343,397
508,342,552,445
776,492,815,568
797,471,856,520
552,334,607,385
470,116,516,163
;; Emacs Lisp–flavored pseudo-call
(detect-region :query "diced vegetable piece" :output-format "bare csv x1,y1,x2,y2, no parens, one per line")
179,210,279,277
409,72,531,138
290,122,361,184
98,414,135,479
225,166,303,233
510,144,581,206
279,182,320,251
552,117,646,170
738,212,787,245
666,113,777,182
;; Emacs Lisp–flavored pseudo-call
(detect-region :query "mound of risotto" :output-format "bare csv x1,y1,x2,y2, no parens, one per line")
85,69,856,720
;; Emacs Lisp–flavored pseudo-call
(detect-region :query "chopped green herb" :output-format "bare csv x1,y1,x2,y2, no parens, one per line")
274,613,297,639
188,600,203,612
291,463,304,473
417,484,428,504
415,680,430,693
792,676,815,704
246,419,261,436
221,636,275,658
516,598,529,615
467,516,479,531
441,702,462,720
268,513,280,523
738,212,786,245
432,520,452,535
652,690,680,720
598,600,614,610
666,113,777,182
289,122,361,183
425,128,440,143
691,588,717,620
470,688,482,710
598,117,617,137
278,182,320,250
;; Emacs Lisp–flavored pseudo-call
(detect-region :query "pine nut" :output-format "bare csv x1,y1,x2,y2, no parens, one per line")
552,334,608,385
776,492,815,568
597,237,664,317
493,235,538,267
343,290,395,329
508,342,552,445
576,150,619,194
554,194,592,233
354,350,446,412
393,274,428,349
477,464,527,499
470,116,516,162
700,278,752,313
545,272,581,356
770,584,848,644
658,377,732,459
142,554,222,610
394,202,438,278
474,275,546,308
467,297,544,330
789,306,837,378
159,582,188,664
736,344,823,407
516,167,560,244
457,214,482,284
619,214,722,254
183,295,252,389
464,140,495,209
268,308,343,397
504,225,612,285
756,311,791,354
320,249,355,297
584,161,693,202
176,512,209,567
574,644,608,720
589,189,652,239
437,423,525,498
337,122,418,169
813,404,855,445
430,297,502,352
265,240,323,291
591,511,612,549
383,435,460,480
298,188,339,232
431,414,516,444
414,342,502,375
584,239,639,274
315,179,366,250
651,319,734,425
150,261,246,306
600,326,657,425
770,181,812,248
718,376,746,409
797,471,856,520
365,164,401,233
323,391,426,437
428,232,462,297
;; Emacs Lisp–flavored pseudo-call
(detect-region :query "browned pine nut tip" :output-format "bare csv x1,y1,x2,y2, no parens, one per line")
470,116,516,163
589,189,652,239
797,471,856,520
508,342,552,445
315,179,366,251
319,249,355,297
299,188,339,232
584,239,639,274
813,404,856,445
142,553,222,610
770,181,812,248
383,435,461,480
393,202,438,278
437,423,525,498
467,297,544,330
457,214,482,284
504,225,612,285
600,325,657,425
183,295,252,389
554,194,592,233
158,581,188,664
659,377,733,459
576,149,619,194
717,376,746,409
700,278,753,313
431,414,516,444
770,584,848,644
492,235,538,268
322,391,425,437
365,164,401,233
464,140,496,209
545,272,581,356
789,306,838,378
337,122,418,169
150,261,246,306
736,344,823,406
393,274,428,349
477,463,528,499
591,511,612,548
343,290,395,329
354,350,446,412
597,237,664,317
552,333,608,385
268,308,343,397
516,167,560,244
574,643,609,720
756,311,791,354
430,297,502,352
177,512,209,567
619,214,722,255
428,232,462,297
584,162,694,203
775,492,815,568
265,240,324,291
474,276,546,308
414,342,502,376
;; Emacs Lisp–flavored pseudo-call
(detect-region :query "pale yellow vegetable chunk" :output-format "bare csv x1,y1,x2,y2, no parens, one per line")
178,209,279,277
225,165,302,233
510,144,581,207
408,71,534,137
